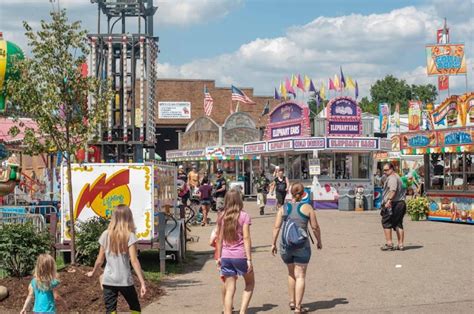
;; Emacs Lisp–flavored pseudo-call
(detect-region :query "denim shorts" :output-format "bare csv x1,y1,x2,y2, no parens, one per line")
280,247,311,264
201,198,211,205
220,258,248,277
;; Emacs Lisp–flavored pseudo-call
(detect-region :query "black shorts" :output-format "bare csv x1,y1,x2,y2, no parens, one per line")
276,192,286,206
381,201,406,230
201,198,211,205
103,285,141,313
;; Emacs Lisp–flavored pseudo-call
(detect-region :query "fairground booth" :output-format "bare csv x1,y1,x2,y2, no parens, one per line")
244,98,391,209
165,112,260,195
400,93,474,224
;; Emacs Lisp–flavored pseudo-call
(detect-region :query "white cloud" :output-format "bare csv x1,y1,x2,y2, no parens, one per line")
158,1,473,98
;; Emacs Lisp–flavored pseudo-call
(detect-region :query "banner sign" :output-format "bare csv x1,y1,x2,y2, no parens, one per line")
266,101,310,140
400,132,437,149
326,97,362,136
379,103,390,133
309,158,320,175
431,95,461,128
225,146,244,156
206,146,225,158
243,142,266,154
268,139,294,152
293,138,325,150
438,128,473,146
326,138,378,150
158,102,191,119
426,44,466,76
166,149,205,160
408,101,422,131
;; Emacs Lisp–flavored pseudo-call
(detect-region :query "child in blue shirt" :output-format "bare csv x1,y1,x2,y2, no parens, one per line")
21,254,67,313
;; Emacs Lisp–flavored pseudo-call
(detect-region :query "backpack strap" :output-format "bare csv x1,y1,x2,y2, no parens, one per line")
286,203,292,215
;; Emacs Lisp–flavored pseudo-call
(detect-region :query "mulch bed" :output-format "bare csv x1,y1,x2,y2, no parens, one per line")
0,266,162,313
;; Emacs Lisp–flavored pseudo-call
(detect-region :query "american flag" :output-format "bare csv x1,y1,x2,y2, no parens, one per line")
231,85,255,104
204,86,214,116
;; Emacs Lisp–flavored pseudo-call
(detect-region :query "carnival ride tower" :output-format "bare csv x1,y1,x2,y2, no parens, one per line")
88,0,158,162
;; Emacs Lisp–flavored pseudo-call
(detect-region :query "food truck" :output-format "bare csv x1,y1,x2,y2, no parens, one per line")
400,93,474,224
61,162,187,259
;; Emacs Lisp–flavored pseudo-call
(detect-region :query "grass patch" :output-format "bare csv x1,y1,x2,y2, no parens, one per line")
0,268,6,279
56,253,66,271
139,250,194,283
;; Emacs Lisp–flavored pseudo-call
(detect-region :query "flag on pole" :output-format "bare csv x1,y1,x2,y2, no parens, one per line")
394,103,400,128
309,79,317,93
320,84,326,100
204,86,214,116
334,74,340,91
231,85,255,104
355,81,359,99
274,87,281,100
296,74,305,91
285,78,296,97
346,76,356,89
329,78,335,90
261,101,270,117
280,81,287,99
304,75,311,91
230,100,235,114
340,66,346,89
291,74,297,88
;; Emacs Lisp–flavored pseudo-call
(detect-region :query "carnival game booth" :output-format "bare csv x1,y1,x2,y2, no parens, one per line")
400,93,474,224
244,98,389,209
166,113,261,195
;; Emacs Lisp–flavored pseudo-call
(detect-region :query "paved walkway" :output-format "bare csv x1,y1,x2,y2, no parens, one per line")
144,202,473,313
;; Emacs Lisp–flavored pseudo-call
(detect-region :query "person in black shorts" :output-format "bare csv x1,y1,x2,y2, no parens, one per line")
198,177,213,226
381,162,407,251
270,167,290,211
214,169,227,211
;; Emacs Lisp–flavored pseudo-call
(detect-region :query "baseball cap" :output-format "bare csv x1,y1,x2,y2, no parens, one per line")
178,165,183,169
216,169,223,174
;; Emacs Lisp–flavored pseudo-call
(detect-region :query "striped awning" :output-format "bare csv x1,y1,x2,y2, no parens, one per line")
401,145,474,155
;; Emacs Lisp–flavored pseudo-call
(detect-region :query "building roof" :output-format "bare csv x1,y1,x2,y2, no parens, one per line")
0,118,38,144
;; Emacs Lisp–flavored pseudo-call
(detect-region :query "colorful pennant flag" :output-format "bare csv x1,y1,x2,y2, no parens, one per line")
285,77,296,97
329,78,335,90
296,74,305,91
231,85,255,104
340,66,346,89
355,81,359,99
320,84,326,100
334,74,340,91
291,74,297,88
346,76,356,89
204,86,214,116
274,87,280,100
309,79,317,93
304,75,311,91
280,81,287,99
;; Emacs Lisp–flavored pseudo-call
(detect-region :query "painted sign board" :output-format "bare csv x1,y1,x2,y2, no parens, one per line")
326,97,362,136
268,139,294,152
61,164,154,242
326,138,379,150
266,101,310,140
426,44,467,76
309,158,321,175
244,142,267,154
158,101,191,119
293,138,325,150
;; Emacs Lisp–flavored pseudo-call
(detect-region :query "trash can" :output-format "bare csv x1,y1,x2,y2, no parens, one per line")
338,189,355,211
364,193,374,211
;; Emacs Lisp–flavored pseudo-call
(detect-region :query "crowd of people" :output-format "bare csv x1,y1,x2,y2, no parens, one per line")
19,162,406,314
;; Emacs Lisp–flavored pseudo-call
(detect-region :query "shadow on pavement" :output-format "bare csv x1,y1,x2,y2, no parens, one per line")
247,303,278,313
403,245,423,251
305,298,349,311
160,278,203,289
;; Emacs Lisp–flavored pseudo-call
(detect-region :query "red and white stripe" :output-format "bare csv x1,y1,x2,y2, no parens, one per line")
231,93,254,104
204,90,214,116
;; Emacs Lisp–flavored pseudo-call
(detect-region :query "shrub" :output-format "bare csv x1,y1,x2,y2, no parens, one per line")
76,217,109,266
0,222,52,277
407,197,429,219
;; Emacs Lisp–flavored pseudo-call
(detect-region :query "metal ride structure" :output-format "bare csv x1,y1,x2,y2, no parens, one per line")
84,1,186,270
88,0,157,162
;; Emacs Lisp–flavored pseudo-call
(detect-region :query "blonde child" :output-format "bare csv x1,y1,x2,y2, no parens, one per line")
87,204,147,313
216,188,255,314
20,254,67,313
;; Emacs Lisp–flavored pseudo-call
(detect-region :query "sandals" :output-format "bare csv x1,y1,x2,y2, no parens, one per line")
294,306,309,313
396,245,405,251
380,244,394,251
289,302,295,310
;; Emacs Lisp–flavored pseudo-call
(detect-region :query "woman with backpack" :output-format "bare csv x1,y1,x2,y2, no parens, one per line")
270,167,290,211
271,183,322,313
216,188,255,314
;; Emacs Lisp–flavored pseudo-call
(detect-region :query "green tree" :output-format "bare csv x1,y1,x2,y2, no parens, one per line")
370,75,412,113
359,96,378,115
411,84,438,105
307,97,327,118
5,10,113,264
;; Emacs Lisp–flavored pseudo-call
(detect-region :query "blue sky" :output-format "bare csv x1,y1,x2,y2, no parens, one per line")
1,0,473,99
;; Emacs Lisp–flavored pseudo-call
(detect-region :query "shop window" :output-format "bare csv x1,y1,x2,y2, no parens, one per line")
357,155,370,179
335,154,352,179
428,154,444,190
466,153,474,191
288,155,302,180
319,153,334,179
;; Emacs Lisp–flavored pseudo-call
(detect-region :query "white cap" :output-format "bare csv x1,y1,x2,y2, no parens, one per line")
178,165,183,169
275,166,280,170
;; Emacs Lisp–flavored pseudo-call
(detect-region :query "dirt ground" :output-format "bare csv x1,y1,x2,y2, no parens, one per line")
0,265,162,313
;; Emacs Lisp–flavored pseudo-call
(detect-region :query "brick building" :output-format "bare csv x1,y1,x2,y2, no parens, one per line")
155,79,278,160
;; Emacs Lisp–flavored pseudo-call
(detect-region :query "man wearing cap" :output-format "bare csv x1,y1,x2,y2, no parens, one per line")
214,169,227,211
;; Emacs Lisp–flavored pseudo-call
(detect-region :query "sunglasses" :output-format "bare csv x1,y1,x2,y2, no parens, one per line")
383,169,390,172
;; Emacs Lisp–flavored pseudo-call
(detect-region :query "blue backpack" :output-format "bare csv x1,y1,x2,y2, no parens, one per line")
281,203,308,249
